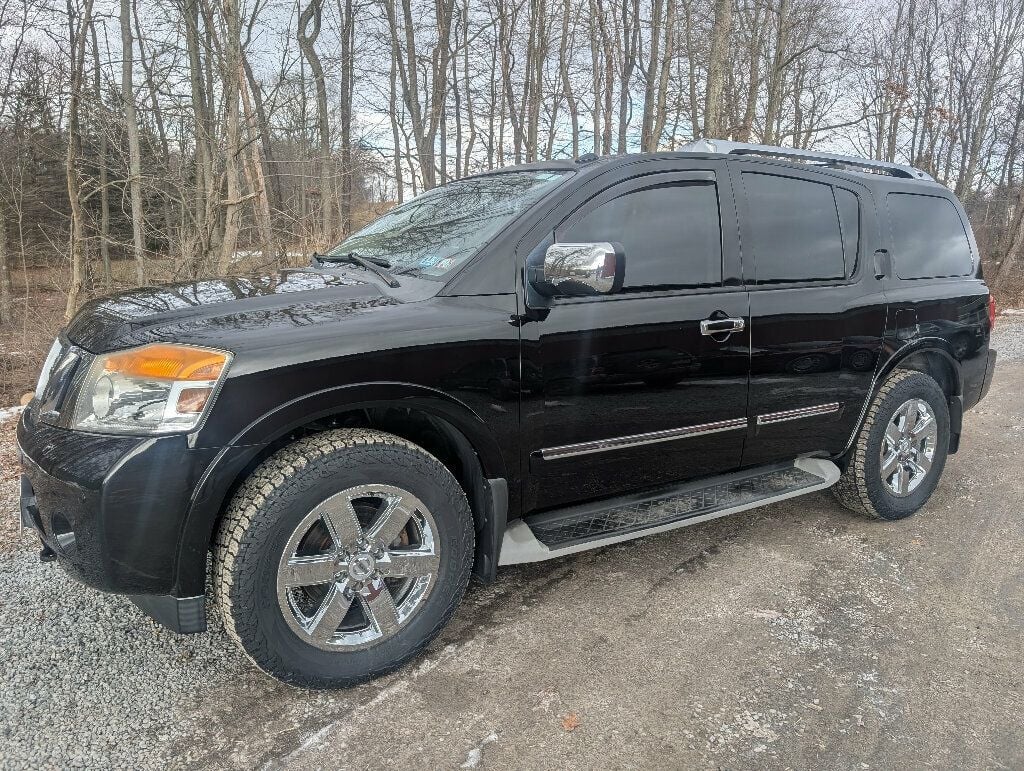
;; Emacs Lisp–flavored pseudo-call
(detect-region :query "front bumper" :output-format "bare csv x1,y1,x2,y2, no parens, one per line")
17,406,221,631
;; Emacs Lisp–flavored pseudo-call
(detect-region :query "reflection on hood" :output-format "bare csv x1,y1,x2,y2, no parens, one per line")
66,270,400,352
81,271,363,319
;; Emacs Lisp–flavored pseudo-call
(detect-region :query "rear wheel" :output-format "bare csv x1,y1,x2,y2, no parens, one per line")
213,429,474,688
832,369,950,520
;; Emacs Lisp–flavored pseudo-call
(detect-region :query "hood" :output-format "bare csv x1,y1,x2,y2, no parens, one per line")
65,269,404,353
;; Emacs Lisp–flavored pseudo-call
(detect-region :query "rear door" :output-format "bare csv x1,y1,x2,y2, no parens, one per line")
520,160,751,513
732,162,887,465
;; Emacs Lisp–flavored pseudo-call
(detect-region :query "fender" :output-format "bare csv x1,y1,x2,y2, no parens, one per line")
840,337,963,458
171,381,510,597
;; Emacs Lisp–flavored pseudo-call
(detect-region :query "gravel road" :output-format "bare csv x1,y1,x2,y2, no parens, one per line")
1,317,1022,769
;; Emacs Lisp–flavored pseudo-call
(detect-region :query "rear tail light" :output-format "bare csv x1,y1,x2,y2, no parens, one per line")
988,294,997,330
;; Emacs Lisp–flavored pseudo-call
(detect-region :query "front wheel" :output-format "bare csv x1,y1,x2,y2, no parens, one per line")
832,369,950,520
213,429,474,688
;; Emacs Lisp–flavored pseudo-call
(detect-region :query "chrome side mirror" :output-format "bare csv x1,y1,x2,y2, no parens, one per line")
529,242,625,297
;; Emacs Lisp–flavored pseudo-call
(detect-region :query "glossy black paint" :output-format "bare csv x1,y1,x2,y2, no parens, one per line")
18,151,996,627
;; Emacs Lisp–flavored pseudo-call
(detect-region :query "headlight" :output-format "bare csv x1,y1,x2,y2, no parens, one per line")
71,343,232,435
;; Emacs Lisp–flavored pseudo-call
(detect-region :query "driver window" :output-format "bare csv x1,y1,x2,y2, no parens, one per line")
559,181,723,291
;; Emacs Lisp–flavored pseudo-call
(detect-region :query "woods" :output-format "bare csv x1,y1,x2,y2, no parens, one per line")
0,0,1023,397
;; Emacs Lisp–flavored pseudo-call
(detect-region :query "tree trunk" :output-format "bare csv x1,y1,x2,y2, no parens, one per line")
239,62,278,266
65,0,96,321
388,54,405,203
338,0,355,232
121,0,146,284
216,0,243,273
183,0,211,249
640,0,665,151
762,0,791,146
298,0,333,244
558,0,579,158
90,18,112,289
994,186,1024,296
704,0,732,137
0,210,11,326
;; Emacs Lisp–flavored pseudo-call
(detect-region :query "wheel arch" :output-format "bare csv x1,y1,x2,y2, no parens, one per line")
173,383,511,597
839,339,964,466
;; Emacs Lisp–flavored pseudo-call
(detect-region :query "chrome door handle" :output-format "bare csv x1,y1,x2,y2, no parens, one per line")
700,317,745,336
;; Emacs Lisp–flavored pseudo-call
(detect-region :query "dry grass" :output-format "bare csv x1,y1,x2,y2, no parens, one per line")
0,413,25,553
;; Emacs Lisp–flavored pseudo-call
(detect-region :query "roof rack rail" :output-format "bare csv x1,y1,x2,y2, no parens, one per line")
680,139,934,182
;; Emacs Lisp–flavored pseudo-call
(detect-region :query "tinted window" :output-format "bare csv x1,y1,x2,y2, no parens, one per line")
887,193,973,279
742,172,845,282
835,188,860,274
561,182,722,290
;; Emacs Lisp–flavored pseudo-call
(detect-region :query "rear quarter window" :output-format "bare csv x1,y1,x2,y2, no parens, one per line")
887,193,973,279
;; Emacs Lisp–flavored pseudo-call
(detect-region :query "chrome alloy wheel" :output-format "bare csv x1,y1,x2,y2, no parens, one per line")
276,484,440,651
880,398,938,497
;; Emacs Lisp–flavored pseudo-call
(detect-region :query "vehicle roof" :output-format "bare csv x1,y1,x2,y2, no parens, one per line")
471,147,946,194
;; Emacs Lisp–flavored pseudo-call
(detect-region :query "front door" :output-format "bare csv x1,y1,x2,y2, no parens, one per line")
520,162,751,513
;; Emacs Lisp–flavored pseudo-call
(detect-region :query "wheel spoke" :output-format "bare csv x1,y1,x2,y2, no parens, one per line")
281,554,339,588
903,401,919,434
377,548,439,578
912,451,933,476
360,578,400,637
884,421,902,449
880,450,900,478
895,465,911,495
307,581,354,643
318,493,364,547
911,413,934,437
366,493,416,546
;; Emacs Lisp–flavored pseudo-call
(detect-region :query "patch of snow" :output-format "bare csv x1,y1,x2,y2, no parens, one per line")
460,733,497,768
0,405,24,421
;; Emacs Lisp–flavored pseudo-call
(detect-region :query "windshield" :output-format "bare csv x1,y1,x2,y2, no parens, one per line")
327,169,570,278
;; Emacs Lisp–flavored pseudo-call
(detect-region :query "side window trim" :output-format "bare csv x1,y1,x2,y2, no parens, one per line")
833,185,862,278
553,169,727,297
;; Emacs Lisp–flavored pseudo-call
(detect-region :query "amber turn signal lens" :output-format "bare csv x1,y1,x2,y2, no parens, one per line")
176,387,213,414
102,344,227,381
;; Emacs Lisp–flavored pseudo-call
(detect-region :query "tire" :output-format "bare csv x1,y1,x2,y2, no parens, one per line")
213,428,474,688
832,369,950,521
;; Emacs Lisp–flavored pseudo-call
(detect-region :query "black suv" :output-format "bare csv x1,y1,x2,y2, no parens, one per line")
18,141,997,687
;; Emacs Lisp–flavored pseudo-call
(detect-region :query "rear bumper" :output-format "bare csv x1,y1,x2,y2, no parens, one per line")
978,349,997,405
962,346,996,412
17,406,220,631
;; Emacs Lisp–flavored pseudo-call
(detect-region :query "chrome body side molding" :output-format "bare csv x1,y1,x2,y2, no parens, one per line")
538,417,748,461
756,402,840,425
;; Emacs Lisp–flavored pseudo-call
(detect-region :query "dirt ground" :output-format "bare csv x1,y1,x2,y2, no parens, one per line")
2,357,1021,769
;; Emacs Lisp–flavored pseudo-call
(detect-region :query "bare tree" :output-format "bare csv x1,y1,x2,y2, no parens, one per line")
120,0,146,284
298,0,333,243
703,0,732,137
64,0,96,319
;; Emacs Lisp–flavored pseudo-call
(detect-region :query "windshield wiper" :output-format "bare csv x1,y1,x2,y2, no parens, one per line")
314,251,400,288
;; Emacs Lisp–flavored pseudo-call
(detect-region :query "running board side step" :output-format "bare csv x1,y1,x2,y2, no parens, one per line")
498,458,840,566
